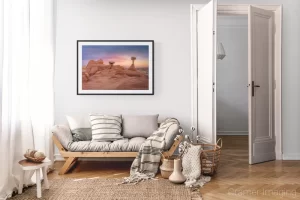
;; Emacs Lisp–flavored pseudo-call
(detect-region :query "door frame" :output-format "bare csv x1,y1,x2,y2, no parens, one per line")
191,4,282,159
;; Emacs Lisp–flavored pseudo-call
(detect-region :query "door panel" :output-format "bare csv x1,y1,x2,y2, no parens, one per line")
249,6,275,164
197,0,217,144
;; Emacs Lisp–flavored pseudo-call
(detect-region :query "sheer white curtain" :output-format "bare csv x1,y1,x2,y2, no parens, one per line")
0,0,55,199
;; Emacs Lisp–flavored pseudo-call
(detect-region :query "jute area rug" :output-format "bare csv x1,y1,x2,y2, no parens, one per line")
10,178,202,200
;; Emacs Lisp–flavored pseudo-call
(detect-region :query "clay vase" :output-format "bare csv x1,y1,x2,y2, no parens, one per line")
160,158,174,179
168,158,186,184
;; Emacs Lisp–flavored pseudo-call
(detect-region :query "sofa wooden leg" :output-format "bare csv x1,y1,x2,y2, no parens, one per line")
59,157,78,175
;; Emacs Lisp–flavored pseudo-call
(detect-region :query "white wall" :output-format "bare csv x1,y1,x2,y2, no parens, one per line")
55,0,300,159
54,0,200,132
216,16,248,135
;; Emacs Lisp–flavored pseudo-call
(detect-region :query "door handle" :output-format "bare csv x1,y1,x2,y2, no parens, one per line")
251,81,260,97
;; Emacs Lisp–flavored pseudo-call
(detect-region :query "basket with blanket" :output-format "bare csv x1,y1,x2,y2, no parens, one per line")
185,128,222,176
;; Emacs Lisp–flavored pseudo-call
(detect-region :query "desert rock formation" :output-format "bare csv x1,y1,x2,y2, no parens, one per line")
82,58,148,90
128,57,136,71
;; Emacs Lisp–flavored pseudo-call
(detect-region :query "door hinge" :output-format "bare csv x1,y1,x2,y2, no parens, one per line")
213,30,215,35
213,82,215,92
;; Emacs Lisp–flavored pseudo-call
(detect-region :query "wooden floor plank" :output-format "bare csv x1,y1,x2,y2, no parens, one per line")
49,135,300,199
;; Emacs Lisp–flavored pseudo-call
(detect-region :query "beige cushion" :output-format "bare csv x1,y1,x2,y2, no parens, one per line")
164,123,181,150
52,123,181,151
122,115,159,138
52,125,73,149
68,137,146,152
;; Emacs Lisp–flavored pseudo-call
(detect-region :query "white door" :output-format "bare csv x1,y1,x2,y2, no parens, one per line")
197,0,217,144
248,6,275,164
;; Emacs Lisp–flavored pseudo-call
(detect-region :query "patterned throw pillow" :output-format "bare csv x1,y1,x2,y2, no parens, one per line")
90,114,123,142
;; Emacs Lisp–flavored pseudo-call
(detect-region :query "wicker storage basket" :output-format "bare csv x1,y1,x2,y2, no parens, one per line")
199,138,222,176
187,138,222,176
182,136,222,176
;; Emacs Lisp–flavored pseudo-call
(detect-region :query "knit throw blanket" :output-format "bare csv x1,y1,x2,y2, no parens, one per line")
181,142,211,188
122,118,181,184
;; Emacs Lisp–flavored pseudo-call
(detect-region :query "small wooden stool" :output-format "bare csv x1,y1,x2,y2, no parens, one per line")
18,158,51,198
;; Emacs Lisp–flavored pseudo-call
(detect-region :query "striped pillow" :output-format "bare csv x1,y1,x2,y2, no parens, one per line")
90,114,123,142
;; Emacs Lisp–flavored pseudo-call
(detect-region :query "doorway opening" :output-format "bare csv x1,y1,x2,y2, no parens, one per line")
216,14,249,160
191,3,282,164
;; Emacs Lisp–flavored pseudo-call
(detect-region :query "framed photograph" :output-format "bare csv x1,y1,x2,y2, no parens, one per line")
77,40,154,95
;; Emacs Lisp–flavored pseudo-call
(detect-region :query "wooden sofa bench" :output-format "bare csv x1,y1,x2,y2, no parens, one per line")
53,131,183,175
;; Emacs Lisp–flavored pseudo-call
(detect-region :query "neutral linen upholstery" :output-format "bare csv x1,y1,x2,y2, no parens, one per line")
164,123,180,150
52,122,181,152
52,125,73,150
90,114,123,141
122,115,159,138
68,137,145,152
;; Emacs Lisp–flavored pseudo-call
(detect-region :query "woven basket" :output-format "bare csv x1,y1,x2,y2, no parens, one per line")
188,138,222,176
24,154,46,163
199,138,222,176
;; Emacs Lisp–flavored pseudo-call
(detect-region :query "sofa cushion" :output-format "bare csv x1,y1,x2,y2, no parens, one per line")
52,125,73,150
90,114,123,142
67,137,146,152
66,115,92,141
72,128,92,142
52,123,180,152
164,123,181,150
122,115,159,138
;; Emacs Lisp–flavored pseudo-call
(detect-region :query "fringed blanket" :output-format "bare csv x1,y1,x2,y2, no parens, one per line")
181,141,211,188
122,118,181,184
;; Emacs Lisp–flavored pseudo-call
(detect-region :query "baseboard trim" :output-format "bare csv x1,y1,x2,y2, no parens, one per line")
276,151,283,160
217,131,248,135
54,153,135,162
282,153,300,160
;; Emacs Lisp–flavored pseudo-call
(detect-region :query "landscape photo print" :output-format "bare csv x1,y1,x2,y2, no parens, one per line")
77,40,154,95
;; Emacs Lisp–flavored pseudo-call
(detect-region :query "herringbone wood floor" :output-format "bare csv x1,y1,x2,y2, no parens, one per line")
50,136,300,200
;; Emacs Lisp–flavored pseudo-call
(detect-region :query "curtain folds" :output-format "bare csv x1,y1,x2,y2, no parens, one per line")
0,0,55,199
